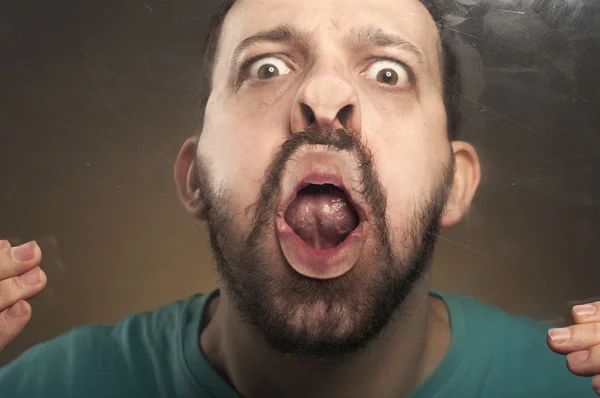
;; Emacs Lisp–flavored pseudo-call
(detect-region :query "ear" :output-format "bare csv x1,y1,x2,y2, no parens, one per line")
174,136,208,220
440,141,481,228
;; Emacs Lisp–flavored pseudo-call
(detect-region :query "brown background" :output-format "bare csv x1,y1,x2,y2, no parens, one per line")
1,0,599,366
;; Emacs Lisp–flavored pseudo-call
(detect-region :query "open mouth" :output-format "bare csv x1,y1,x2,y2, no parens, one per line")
274,151,370,280
283,183,361,250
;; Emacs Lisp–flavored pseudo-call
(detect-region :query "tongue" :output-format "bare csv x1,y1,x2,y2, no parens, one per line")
284,185,359,250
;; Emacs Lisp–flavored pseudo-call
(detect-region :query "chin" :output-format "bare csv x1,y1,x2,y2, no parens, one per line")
249,243,391,356
274,295,360,341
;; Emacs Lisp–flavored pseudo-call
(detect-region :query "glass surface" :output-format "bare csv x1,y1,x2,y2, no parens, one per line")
0,0,598,366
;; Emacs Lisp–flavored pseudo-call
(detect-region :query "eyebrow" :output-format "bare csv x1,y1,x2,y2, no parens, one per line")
346,27,425,65
231,24,311,64
230,24,425,67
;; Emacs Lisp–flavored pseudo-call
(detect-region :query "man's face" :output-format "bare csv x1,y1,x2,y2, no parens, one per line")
195,0,455,357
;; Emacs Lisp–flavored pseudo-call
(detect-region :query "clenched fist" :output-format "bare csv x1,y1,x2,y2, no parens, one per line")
0,240,46,352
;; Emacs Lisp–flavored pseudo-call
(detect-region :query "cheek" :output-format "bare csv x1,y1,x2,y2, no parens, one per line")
199,94,291,226
361,96,448,220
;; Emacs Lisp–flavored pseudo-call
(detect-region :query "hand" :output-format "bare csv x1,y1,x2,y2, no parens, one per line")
547,301,600,395
0,240,46,352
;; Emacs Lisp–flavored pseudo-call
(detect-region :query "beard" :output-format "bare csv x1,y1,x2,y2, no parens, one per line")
194,127,455,360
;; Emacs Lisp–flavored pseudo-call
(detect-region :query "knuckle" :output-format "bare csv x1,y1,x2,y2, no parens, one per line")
570,325,589,347
0,245,13,259
11,274,23,290
0,313,16,340
0,249,19,274
568,324,579,337
573,323,600,347
11,276,25,296
0,278,20,309
591,344,600,358
566,358,583,375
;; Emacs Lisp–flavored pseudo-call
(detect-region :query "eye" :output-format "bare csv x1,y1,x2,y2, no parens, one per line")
248,56,291,80
363,59,410,87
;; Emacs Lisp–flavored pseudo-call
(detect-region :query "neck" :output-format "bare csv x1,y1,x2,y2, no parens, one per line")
200,278,450,398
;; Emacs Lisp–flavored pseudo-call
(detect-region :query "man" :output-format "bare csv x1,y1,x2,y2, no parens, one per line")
0,0,599,396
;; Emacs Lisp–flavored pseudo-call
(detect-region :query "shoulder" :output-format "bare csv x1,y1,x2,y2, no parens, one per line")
437,291,596,397
0,294,206,398
0,324,125,398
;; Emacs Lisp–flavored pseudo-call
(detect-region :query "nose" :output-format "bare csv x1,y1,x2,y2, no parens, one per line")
290,73,362,133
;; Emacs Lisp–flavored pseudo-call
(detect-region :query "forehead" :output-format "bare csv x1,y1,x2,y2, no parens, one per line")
220,0,441,65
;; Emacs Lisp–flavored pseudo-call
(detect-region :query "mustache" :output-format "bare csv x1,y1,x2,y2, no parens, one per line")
246,127,387,245
192,127,376,216
254,128,363,198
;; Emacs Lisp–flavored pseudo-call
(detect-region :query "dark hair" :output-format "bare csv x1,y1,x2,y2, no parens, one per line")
199,0,462,140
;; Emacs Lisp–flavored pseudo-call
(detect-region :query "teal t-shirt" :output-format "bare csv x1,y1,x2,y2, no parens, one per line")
0,290,595,397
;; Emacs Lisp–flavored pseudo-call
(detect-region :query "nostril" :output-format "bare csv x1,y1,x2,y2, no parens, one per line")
300,103,316,126
337,105,353,128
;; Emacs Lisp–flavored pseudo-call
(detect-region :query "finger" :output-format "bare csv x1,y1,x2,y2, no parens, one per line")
565,345,600,377
0,266,47,311
0,241,42,281
547,323,600,354
0,300,31,352
593,374,600,396
572,302,600,324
